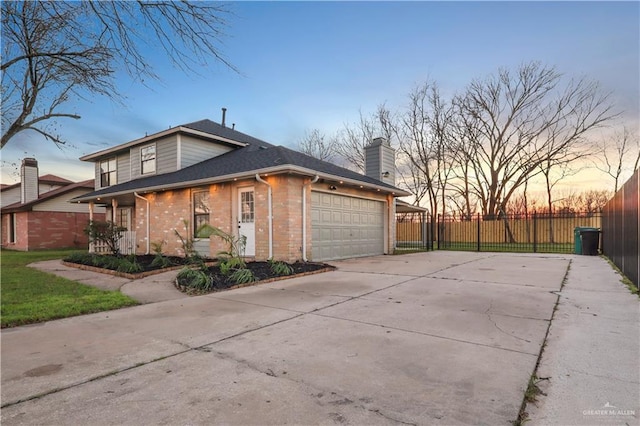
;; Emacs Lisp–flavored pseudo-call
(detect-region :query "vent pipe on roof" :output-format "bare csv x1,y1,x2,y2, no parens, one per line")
232,123,235,130
221,107,227,127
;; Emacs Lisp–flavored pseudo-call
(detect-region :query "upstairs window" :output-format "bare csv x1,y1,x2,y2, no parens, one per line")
193,191,211,238
141,144,156,175
100,158,116,187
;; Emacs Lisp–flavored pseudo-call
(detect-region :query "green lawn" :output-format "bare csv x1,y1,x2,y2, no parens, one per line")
1,249,138,328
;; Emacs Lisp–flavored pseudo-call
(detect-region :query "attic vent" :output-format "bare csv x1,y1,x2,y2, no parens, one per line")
259,146,268,150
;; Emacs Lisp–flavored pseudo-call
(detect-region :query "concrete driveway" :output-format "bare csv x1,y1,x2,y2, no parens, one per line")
1,251,569,425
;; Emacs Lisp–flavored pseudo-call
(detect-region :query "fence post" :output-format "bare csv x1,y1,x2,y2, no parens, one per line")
477,213,481,252
437,214,441,250
431,214,436,250
421,212,428,250
533,211,537,253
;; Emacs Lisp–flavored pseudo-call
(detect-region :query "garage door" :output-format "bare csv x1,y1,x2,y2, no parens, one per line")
311,191,385,261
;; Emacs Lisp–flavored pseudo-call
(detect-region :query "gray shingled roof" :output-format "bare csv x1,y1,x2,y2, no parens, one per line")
182,119,274,148
73,121,407,202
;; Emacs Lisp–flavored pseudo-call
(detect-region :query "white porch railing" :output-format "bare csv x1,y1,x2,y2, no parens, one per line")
89,231,137,255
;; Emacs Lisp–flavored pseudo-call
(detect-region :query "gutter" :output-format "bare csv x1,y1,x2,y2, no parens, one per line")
255,174,273,259
134,192,150,254
71,165,410,204
302,175,320,261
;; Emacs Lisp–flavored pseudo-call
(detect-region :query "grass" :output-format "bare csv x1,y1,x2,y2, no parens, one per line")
601,255,639,297
436,241,574,254
1,249,139,328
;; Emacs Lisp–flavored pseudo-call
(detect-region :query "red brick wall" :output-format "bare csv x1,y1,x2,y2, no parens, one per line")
1,211,105,251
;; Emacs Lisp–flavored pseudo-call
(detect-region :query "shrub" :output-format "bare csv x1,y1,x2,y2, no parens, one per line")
84,221,126,256
92,255,122,270
176,267,212,291
268,259,293,276
219,257,246,276
116,255,144,274
63,252,94,265
229,268,255,285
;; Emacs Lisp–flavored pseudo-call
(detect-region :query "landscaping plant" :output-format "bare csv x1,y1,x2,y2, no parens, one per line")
84,220,126,256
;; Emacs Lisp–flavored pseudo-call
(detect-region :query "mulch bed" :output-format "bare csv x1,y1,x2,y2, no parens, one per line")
63,254,335,291
204,261,334,291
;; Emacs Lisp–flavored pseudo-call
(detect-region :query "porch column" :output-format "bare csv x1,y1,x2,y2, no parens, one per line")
89,202,94,221
111,199,118,222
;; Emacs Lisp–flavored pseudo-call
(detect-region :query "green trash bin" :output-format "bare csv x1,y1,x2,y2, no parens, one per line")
574,227,598,254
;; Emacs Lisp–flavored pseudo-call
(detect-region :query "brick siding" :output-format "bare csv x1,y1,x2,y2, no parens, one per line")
131,176,393,262
1,211,105,250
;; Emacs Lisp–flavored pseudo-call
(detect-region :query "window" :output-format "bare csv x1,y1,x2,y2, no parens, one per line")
116,208,131,230
241,190,254,222
141,145,156,175
100,158,117,187
193,191,211,238
9,213,16,243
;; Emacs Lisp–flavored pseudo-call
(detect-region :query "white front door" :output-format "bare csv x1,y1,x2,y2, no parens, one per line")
238,187,256,256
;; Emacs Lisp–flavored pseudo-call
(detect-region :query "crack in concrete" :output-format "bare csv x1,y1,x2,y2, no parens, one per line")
514,258,573,425
210,349,417,425
3,254,541,413
485,301,532,343
561,368,640,385
368,408,418,425
309,312,539,356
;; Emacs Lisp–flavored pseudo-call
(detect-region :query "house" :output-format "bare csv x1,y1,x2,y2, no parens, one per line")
1,158,106,250
71,117,411,262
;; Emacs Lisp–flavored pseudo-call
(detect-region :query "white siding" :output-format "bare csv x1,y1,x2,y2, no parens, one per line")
33,189,106,213
180,135,234,169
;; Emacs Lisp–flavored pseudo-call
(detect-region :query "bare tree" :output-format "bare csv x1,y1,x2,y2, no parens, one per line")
1,1,233,148
297,129,337,162
596,126,640,192
335,106,394,172
455,61,616,220
397,82,455,218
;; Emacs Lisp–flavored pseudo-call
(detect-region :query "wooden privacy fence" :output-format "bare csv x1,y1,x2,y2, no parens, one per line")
395,211,602,253
440,214,601,244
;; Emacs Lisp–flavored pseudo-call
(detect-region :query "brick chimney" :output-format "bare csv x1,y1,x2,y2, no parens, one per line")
364,137,395,186
20,158,39,203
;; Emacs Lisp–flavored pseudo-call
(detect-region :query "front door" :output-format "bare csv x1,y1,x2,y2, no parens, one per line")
238,187,256,256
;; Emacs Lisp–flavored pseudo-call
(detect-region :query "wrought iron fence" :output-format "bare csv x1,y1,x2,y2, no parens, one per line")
602,169,639,289
433,211,601,254
395,211,433,251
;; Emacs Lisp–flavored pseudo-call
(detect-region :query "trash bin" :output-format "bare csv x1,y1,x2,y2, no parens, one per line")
580,228,601,255
574,227,598,254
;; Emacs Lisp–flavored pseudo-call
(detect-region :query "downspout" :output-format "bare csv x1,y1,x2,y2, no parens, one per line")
134,192,150,254
255,174,273,259
302,175,320,261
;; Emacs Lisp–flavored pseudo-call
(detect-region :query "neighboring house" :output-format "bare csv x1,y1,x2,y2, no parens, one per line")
1,158,106,250
72,118,411,262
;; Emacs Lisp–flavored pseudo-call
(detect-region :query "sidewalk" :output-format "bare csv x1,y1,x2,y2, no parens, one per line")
29,260,188,304
527,254,640,425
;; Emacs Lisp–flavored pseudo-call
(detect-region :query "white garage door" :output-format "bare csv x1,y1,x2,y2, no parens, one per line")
311,191,385,261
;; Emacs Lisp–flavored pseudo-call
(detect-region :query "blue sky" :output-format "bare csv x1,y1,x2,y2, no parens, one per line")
2,1,639,187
